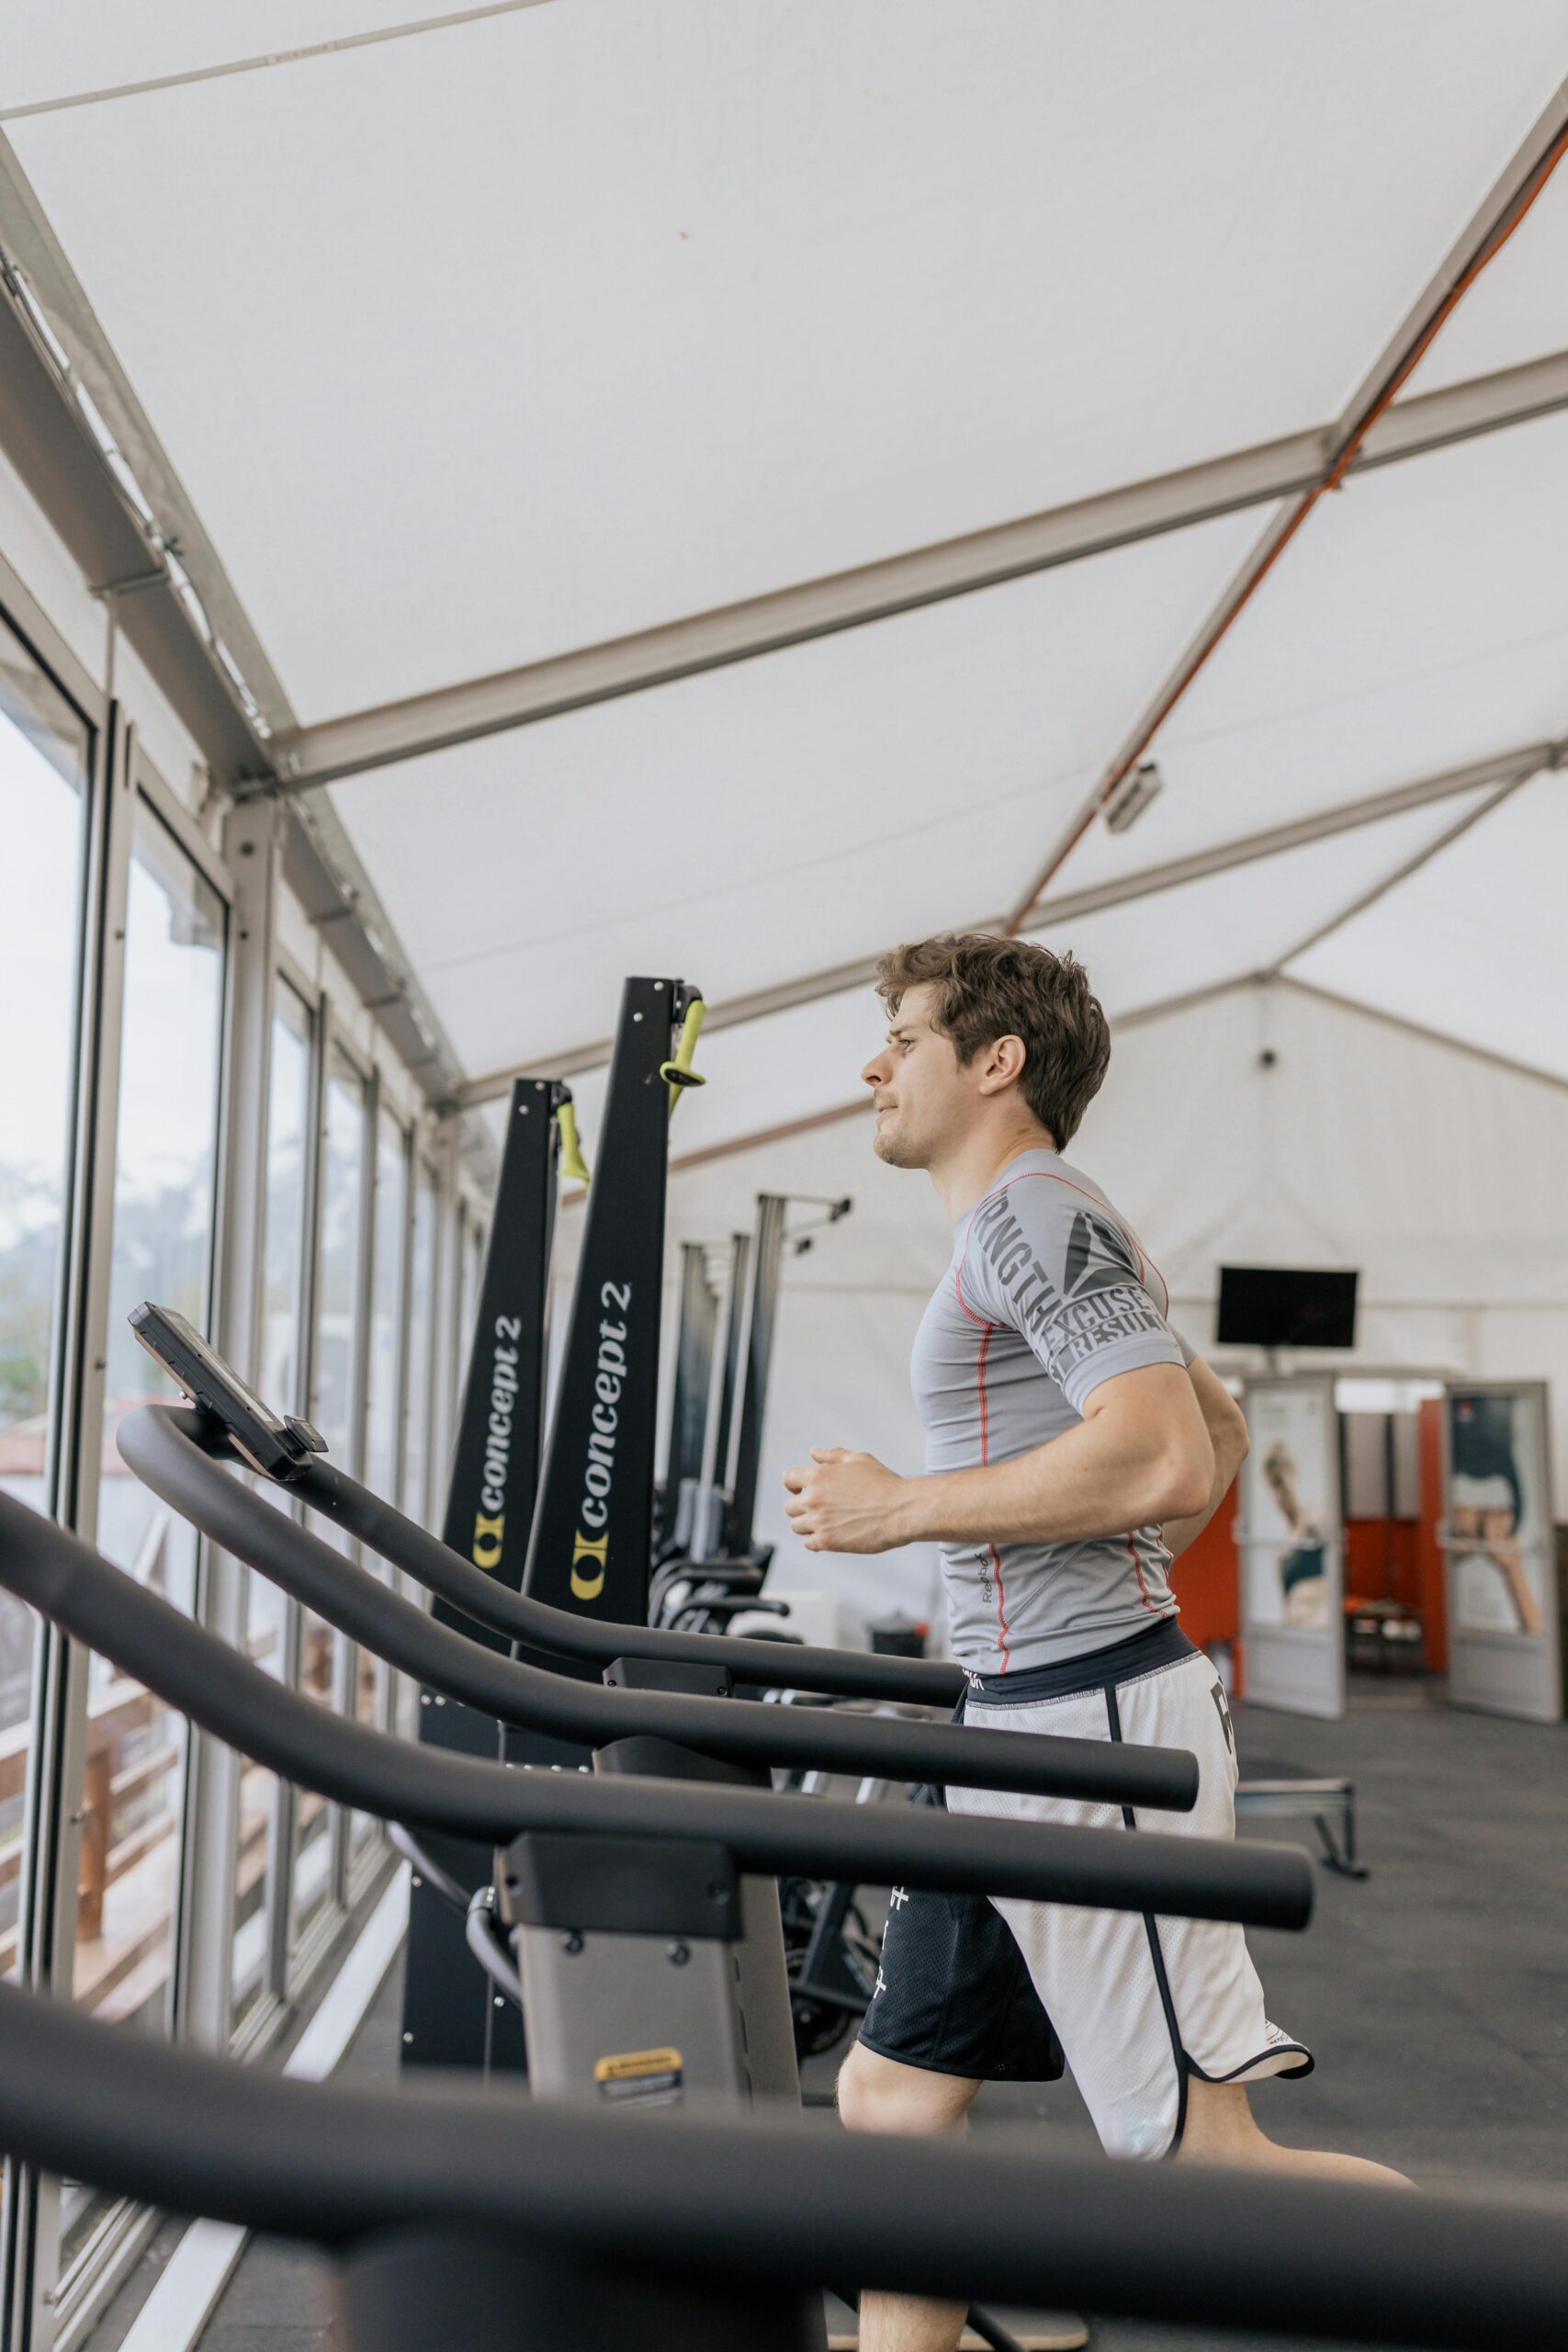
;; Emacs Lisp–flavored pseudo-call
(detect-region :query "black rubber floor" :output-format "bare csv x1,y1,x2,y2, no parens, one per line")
86,1677,1568,2352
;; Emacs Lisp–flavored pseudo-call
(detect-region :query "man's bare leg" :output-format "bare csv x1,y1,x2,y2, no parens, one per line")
837,2044,982,2352
1180,2078,1413,2186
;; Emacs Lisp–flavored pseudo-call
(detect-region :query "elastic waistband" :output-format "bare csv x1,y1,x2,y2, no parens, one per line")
963,1614,1193,1707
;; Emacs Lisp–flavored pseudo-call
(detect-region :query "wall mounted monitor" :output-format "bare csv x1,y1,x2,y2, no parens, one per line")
1216,1266,1359,1351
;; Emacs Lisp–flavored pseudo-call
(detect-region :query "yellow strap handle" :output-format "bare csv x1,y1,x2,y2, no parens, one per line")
556,1096,591,1186
660,997,707,1118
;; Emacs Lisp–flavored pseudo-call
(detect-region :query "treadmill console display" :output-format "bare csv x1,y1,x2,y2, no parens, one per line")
129,1302,325,1481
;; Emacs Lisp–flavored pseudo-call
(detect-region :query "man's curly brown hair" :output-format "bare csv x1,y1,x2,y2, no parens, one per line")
875,932,1111,1148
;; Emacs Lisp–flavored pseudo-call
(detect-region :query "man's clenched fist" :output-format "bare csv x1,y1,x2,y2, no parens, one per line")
782,1446,916,1554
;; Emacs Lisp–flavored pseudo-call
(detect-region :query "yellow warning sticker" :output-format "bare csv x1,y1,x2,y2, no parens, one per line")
593,2047,684,2101
594,2046,683,2083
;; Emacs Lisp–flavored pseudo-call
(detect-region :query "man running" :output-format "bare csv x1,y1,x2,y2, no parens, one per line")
784,933,1406,2352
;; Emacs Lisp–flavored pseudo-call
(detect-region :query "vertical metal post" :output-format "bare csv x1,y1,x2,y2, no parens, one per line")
15,707,134,2351
661,1242,719,1532
426,1117,462,1505
727,1195,788,1558
175,796,281,2055
282,987,333,1983
708,1232,750,1496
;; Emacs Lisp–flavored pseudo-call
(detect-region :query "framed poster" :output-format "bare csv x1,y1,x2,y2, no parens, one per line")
1238,1376,1344,1718
1441,1383,1561,1723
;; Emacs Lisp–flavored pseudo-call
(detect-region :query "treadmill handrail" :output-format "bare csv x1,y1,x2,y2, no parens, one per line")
301,1418,958,1705
0,1975,1558,2349
118,1407,1197,1812
0,1493,1309,1927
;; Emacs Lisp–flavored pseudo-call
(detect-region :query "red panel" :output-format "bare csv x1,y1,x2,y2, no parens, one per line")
1343,1520,1420,1609
1171,1482,1239,1657
1417,1396,1449,1672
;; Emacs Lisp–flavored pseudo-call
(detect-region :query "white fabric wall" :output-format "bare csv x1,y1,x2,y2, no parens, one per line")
617,978,1568,1638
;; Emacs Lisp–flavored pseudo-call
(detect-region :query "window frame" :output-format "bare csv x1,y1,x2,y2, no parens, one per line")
46,737,235,2331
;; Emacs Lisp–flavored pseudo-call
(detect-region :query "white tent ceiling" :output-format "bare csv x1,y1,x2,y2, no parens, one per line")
3,1,1567,1152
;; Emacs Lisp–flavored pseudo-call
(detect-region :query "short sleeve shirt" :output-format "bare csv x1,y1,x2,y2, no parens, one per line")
909,1149,1190,1674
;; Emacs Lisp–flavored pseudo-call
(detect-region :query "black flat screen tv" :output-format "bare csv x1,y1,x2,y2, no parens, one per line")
1216,1265,1358,1351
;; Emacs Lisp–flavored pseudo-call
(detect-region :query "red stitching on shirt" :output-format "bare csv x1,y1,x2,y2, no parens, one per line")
953,1254,988,1328
953,1164,1169,1675
976,1321,1011,1671
1126,1529,1158,1614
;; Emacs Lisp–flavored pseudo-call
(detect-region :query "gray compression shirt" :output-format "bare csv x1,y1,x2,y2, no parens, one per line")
910,1148,1192,1675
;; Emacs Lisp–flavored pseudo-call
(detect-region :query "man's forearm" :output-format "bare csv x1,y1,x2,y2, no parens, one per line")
1162,1449,1239,1562
898,1414,1212,1551
1163,1369,1249,1561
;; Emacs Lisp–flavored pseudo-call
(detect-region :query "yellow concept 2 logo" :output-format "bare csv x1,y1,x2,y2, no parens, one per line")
471,1511,504,1571
570,1529,608,1600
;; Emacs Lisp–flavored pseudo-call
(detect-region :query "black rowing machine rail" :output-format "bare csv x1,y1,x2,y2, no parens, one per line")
524,976,700,1627
415,1071,562,2069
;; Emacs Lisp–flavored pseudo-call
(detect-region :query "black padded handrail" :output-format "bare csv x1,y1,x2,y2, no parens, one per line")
161,1402,961,1703
0,1976,1559,2348
119,1407,1196,1812
0,1494,1309,1927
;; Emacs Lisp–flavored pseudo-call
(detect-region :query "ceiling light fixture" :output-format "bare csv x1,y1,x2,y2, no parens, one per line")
1103,760,1163,835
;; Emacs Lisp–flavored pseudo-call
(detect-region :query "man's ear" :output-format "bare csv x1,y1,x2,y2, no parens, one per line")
976,1034,1027,1096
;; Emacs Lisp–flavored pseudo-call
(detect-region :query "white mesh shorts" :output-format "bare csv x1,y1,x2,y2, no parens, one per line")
948,1616,1312,2160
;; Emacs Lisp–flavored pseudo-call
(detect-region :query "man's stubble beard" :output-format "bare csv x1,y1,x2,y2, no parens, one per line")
872,1123,927,1170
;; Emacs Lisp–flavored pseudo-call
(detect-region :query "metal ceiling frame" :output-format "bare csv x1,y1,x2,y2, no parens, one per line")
6,71,1566,1124
270,344,1568,792
655,948,1568,1179
1264,774,1540,973
1274,975,1568,1100
0,129,472,1109
451,736,1557,1106
0,3,555,124
1005,75,1568,933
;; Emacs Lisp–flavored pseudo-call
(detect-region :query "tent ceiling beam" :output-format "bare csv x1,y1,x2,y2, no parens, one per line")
660,974,1273,1176
270,346,1568,794
1276,978,1568,1100
662,962,1568,1178
1263,774,1540,975
455,736,1555,1103
1004,77,1568,933
450,938,1002,1109
1030,742,1559,928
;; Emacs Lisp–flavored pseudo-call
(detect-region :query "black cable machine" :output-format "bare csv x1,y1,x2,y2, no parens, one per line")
655,1239,722,1558
651,1191,852,1633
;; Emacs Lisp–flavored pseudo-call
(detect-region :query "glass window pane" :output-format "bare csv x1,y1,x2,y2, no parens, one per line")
84,802,224,2027
261,984,312,1419
293,1050,367,1939
451,1210,486,1469
0,616,90,1984
66,799,225,2265
402,1160,440,1534
364,1110,407,1509
232,984,312,2030
310,1052,368,1469
459,1215,485,1365
352,1110,407,1853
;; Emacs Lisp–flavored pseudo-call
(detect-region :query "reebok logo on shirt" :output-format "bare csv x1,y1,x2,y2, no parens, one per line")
973,1193,1166,1385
